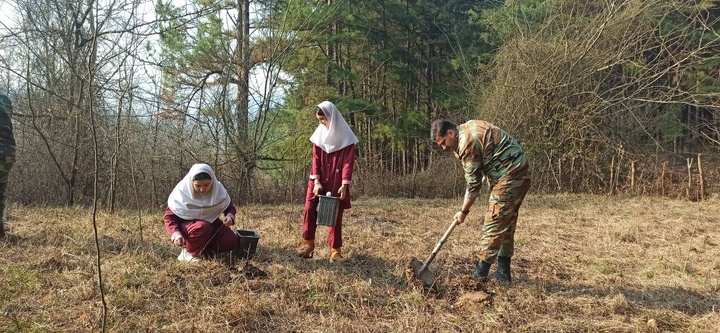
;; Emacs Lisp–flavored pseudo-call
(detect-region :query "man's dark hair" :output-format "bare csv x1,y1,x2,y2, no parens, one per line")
430,119,457,139
192,172,212,181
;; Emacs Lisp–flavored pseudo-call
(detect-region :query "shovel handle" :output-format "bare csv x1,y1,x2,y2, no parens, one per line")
418,219,459,274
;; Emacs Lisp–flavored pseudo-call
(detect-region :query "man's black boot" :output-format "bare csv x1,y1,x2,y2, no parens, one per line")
472,260,492,282
494,256,512,283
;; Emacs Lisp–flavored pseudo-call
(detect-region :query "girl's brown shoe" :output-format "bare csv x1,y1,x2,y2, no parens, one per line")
296,239,315,258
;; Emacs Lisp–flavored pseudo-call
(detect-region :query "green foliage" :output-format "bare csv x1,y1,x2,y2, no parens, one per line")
372,123,394,141
191,13,225,62
2,265,42,296
257,104,316,179
396,111,426,140
266,0,497,177
473,0,553,46
371,110,427,151
156,0,191,89
155,1,190,57
336,99,379,116
657,105,684,142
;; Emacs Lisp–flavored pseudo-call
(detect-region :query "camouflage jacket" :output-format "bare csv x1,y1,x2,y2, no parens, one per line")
454,120,528,199
0,93,15,157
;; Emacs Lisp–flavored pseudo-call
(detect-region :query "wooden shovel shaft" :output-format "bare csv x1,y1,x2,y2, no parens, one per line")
418,219,459,274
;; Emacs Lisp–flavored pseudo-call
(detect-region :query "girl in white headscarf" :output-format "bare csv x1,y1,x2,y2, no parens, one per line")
164,163,238,261
297,101,358,262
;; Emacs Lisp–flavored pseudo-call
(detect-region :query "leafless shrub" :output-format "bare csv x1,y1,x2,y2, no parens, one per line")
478,0,720,196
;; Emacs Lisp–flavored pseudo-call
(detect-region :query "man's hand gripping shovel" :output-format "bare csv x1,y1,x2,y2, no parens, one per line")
407,218,459,288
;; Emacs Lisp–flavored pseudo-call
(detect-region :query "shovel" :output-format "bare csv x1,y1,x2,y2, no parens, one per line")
408,219,459,287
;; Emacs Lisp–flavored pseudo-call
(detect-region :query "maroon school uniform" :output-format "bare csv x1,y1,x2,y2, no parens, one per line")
164,204,239,257
302,143,356,248
165,163,239,260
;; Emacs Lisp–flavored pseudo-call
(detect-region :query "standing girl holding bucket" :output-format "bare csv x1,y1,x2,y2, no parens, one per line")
296,101,358,262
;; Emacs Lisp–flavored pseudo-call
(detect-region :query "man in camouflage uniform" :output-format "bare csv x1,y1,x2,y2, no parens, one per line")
431,119,531,283
0,93,15,238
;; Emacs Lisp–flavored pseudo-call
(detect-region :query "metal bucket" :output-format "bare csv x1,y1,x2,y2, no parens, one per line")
317,195,339,227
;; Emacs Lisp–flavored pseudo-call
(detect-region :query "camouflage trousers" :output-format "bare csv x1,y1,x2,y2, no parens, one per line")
0,153,15,237
477,174,531,263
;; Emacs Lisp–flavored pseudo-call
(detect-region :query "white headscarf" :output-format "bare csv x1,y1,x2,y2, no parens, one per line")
309,101,359,153
167,163,231,222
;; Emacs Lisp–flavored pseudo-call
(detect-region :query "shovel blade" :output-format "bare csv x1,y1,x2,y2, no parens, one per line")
409,257,436,286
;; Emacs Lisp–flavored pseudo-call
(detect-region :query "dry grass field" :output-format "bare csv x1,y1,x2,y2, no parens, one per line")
1,194,719,332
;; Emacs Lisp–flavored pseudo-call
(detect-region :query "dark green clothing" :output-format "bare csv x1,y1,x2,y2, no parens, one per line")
479,176,531,262
454,120,528,200
454,120,531,263
0,92,15,237
0,93,15,156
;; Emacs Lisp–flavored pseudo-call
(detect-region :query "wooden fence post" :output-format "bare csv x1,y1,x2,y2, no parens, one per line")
557,159,563,191
570,157,576,192
698,154,705,201
610,155,616,194
630,160,636,192
660,162,666,196
686,158,694,200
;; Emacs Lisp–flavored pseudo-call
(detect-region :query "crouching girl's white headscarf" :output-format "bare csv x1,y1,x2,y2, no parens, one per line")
167,163,231,222
309,101,359,153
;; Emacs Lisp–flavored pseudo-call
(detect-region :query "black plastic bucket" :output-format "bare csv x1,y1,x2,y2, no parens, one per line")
234,229,260,259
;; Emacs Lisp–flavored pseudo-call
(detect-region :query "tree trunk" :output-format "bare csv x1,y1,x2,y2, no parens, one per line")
235,0,251,200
